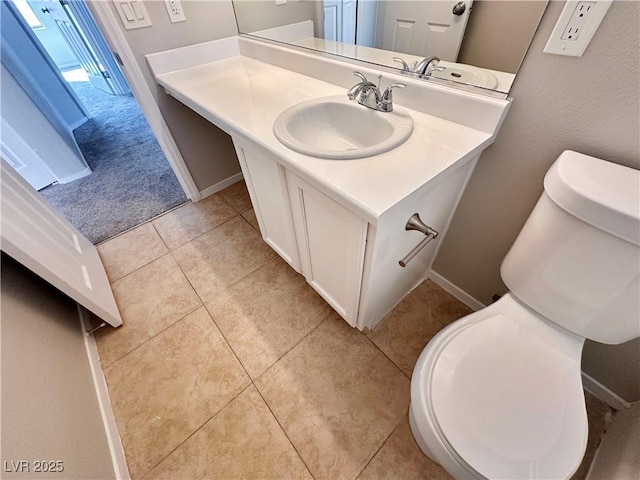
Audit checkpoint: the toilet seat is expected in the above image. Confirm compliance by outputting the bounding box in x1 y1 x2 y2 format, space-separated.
411 294 588 480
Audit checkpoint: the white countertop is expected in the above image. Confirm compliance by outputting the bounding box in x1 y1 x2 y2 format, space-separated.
155 55 493 224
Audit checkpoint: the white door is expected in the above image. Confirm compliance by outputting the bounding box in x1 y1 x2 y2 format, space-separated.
377 0 473 61
0 120 56 190
1 159 123 327
324 0 357 44
43 0 114 94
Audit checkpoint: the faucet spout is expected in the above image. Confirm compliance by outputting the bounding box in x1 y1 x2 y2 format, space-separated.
415 56 441 77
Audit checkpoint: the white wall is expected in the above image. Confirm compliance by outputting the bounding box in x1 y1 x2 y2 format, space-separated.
432 0 640 402
1 65 89 182
233 0 320 35
1 253 115 479
458 0 548 73
107 0 241 193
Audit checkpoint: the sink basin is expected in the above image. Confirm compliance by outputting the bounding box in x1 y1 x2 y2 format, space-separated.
430 65 498 90
273 96 413 159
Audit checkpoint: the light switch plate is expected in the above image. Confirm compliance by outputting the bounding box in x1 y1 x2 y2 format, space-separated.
115 1 152 30
543 0 612 56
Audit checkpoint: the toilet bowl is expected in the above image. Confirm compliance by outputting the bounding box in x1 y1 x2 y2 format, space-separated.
409 151 640 479
410 294 588 479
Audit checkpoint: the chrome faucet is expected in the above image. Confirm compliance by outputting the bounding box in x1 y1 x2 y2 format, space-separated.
347 72 405 112
414 56 445 77
394 56 446 78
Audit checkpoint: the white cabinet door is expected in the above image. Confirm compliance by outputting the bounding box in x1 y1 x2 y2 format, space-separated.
233 138 300 271
0 159 122 327
286 172 367 326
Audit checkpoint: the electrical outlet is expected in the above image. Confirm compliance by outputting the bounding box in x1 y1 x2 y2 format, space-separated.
164 0 186 23
561 2 595 41
544 0 611 57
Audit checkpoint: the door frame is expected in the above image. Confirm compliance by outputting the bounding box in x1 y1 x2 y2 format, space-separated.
84 1 201 201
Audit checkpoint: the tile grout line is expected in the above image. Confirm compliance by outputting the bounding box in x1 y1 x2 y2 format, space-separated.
138 382 255 480
100 186 251 281
201 303 254 382
159 209 241 252
245 316 335 479
363 333 413 381
151 221 172 252
253 382 318 480
99 302 204 371
252 313 331 385
104 245 170 286
168 216 276 290
356 417 404 479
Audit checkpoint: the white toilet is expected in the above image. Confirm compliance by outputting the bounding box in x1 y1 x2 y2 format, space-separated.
409 151 640 479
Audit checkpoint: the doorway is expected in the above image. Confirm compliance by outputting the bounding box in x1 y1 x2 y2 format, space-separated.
3 0 188 244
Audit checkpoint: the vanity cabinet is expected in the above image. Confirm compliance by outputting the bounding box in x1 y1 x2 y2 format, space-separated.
232 136 479 331
232 137 300 271
286 172 368 327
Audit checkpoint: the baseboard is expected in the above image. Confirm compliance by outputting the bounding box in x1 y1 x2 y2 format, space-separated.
78 306 131 479
69 116 89 132
58 166 92 184
427 269 486 311
581 371 631 411
199 172 244 199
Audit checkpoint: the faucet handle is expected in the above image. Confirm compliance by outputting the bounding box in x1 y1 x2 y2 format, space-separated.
380 83 406 111
352 71 368 82
393 57 410 72
383 83 406 98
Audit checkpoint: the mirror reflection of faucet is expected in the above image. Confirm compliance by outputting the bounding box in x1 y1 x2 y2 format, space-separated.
394 56 446 78
347 71 405 112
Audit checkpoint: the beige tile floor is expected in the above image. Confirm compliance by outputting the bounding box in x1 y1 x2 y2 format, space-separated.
96 181 610 480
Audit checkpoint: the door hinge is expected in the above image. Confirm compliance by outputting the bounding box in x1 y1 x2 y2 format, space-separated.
113 51 124 67
101 70 111 79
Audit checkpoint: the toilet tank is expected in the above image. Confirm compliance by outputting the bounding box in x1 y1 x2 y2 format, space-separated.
501 151 640 345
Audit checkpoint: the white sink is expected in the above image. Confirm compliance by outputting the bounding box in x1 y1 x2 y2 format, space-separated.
430 65 498 90
273 96 414 159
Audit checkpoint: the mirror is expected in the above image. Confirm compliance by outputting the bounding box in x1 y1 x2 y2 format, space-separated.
232 0 548 94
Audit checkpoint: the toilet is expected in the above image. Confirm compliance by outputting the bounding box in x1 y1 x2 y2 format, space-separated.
409 151 640 479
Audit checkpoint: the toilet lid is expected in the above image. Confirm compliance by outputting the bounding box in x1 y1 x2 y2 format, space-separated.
429 313 588 480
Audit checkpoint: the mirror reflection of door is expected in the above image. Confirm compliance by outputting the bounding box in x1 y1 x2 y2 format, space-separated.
323 0 356 44
22 0 116 94
377 0 473 61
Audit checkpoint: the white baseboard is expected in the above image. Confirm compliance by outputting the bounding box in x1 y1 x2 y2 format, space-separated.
427 269 486 311
581 371 631 411
78 306 131 480
199 172 244 199
69 116 89 132
58 166 92 184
